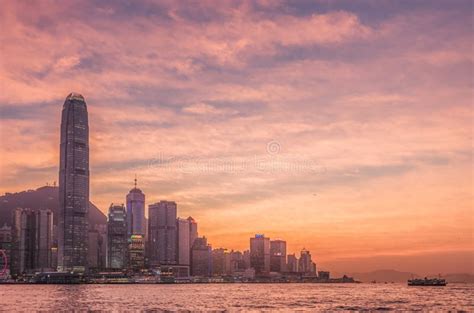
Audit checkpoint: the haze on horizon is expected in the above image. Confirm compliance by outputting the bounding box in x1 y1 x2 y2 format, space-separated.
0 0 472 275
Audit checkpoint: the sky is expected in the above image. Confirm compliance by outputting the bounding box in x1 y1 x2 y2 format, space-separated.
0 0 472 274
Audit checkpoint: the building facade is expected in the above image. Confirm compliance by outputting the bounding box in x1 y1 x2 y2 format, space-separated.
187 216 198 251
298 248 315 274
177 218 190 266
148 201 177 266
88 224 106 271
211 248 226 276
270 239 287 273
129 234 145 271
107 204 128 269
191 237 212 277
0 224 12 277
228 250 247 274
58 92 90 273
250 234 270 276
126 180 145 237
287 253 298 272
11 208 53 274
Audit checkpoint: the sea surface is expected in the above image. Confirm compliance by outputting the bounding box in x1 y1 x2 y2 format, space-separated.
0 283 472 311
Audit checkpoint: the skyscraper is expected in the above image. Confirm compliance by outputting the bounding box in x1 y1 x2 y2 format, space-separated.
0 224 12 277
58 92 89 273
11 208 53 274
107 204 128 269
177 218 190 266
88 225 106 271
148 201 177 267
298 248 315 274
187 216 198 250
191 237 212 277
250 234 270 276
270 239 287 273
126 178 145 237
211 248 226 276
287 253 298 272
129 234 145 271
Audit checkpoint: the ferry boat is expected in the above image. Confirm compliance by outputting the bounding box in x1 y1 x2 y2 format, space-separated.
407 277 447 286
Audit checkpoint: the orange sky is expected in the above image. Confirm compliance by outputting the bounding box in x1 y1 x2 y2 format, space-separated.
0 0 472 274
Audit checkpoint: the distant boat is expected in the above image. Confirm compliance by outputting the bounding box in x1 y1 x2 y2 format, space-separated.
408 277 447 286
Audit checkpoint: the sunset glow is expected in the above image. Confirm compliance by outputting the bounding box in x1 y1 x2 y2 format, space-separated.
0 0 472 275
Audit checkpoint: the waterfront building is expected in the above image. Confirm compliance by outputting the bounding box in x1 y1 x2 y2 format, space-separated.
107 204 128 269
129 234 145 271
318 271 330 280
58 92 90 273
187 216 198 250
148 201 177 267
224 251 232 274
0 224 12 276
212 248 226 276
228 250 246 274
243 250 250 269
177 218 190 266
287 253 298 272
250 234 270 276
126 178 146 237
298 248 316 274
88 224 106 271
11 208 53 274
191 237 212 277
270 239 287 273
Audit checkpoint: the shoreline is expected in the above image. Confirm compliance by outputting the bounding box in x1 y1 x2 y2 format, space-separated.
0 281 361 285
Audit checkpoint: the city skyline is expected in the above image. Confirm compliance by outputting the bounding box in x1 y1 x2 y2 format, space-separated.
0 1 472 275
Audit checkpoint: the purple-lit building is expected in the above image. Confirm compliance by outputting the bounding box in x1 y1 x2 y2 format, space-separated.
126 180 145 237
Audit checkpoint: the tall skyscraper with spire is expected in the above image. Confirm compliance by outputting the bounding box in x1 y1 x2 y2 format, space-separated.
126 176 145 236
58 92 89 273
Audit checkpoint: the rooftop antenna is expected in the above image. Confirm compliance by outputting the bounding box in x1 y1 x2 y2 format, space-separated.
134 174 137 189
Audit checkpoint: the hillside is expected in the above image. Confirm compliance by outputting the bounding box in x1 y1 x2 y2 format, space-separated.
0 186 106 227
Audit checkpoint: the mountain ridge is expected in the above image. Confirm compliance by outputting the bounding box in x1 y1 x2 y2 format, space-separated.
0 185 106 227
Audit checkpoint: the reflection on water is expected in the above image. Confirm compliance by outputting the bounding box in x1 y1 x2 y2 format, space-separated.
0 283 472 311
